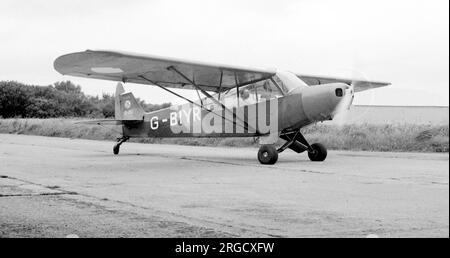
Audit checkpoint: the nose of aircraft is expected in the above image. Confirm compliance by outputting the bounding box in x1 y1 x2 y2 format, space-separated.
300 83 350 122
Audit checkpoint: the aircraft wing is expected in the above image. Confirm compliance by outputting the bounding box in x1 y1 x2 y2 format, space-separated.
296 74 390 92
54 50 275 92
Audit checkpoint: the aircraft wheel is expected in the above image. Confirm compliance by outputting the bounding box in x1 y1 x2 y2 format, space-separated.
113 144 120 155
308 143 327 162
258 145 278 165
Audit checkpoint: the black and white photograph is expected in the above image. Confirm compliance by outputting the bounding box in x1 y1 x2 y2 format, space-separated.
0 0 448 246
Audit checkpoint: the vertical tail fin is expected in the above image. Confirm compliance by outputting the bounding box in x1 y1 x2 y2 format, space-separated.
115 83 125 120
115 83 145 121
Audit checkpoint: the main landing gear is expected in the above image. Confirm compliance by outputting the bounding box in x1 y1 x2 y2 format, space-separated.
113 136 129 155
257 130 327 165
257 145 279 165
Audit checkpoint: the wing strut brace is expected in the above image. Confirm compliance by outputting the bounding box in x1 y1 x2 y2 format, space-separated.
137 74 255 133
167 66 258 134
192 75 203 106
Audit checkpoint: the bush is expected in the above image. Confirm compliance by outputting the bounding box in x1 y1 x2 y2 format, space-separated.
0 81 171 118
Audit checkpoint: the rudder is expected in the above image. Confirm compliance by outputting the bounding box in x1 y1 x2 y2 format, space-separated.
115 83 125 120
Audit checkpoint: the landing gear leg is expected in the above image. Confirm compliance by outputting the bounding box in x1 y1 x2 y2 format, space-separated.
113 136 129 155
278 129 328 162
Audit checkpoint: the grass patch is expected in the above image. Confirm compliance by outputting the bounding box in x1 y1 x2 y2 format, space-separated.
0 118 448 153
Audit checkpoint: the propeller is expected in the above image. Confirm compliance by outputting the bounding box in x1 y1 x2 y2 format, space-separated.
332 55 377 126
333 80 356 126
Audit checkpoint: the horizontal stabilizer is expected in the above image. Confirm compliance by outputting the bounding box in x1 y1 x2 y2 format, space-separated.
75 119 142 126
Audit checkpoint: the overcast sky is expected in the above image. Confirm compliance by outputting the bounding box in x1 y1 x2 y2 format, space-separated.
1 0 448 106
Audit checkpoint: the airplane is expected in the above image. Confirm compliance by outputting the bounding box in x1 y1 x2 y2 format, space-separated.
54 50 390 165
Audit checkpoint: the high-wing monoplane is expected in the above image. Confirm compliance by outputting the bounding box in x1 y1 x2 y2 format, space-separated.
54 50 390 164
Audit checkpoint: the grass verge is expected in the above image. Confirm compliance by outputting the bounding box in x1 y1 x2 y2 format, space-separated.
0 118 448 153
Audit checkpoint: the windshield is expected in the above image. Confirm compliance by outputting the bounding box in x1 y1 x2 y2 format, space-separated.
274 70 309 92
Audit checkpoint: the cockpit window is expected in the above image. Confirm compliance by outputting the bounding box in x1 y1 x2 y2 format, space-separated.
274 71 309 93
253 79 283 100
272 75 289 93
206 71 308 108
212 78 283 109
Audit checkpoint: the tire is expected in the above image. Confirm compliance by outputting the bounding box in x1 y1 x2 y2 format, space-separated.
113 144 120 155
258 145 279 165
308 143 327 162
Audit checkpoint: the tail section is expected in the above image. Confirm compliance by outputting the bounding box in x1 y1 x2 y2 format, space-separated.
75 83 143 126
115 83 145 121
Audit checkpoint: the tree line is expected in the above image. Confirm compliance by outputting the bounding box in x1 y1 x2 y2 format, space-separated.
0 81 171 118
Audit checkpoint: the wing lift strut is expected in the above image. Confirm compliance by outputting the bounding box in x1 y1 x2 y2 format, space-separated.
137 68 259 134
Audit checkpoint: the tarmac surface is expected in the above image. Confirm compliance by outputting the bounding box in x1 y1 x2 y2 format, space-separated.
0 134 448 238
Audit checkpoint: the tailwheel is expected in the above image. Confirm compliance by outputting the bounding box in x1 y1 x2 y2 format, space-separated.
113 143 120 155
113 136 129 155
307 143 327 162
258 145 278 165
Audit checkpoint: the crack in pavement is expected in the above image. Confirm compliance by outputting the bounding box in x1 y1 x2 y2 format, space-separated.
0 192 77 198
0 175 78 196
